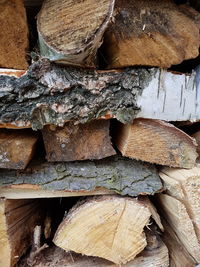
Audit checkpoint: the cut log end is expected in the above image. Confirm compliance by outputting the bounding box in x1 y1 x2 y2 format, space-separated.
53 195 161 265
37 0 115 67
114 119 198 168
42 120 116 162
102 0 200 68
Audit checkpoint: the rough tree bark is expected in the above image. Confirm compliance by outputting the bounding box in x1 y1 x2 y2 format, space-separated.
0 60 199 130
0 156 162 198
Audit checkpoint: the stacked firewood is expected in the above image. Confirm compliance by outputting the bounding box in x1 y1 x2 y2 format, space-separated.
0 0 200 266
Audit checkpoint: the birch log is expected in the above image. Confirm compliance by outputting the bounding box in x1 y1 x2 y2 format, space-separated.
0 60 199 129
37 0 115 67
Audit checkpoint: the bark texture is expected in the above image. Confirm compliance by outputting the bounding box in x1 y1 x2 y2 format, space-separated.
0 59 150 130
0 156 162 196
0 59 198 130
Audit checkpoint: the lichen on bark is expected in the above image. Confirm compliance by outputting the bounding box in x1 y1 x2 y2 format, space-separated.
0 59 156 130
0 156 162 196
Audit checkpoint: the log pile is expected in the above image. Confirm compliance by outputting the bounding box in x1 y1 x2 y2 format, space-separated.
0 0 200 266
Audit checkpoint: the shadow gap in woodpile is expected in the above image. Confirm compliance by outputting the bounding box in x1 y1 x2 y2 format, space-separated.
0 0 200 266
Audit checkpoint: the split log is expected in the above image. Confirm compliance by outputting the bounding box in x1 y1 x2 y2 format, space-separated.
102 0 200 69
162 219 197 267
37 0 115 67
0 0 29 69
157 193 200 263
0 60 199 130
114 119 198 168
0 199 44 267
0 156 162 198
42 120 116 162
53 196 162 265
19 232 169 267
0 129 38 169
160 166 200 242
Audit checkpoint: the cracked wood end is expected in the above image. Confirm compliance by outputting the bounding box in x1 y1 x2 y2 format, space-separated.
53 195 161 265
20 232 169 266
160 166 200 243
37 0 115 67
156 193 200 263
0 199 45 267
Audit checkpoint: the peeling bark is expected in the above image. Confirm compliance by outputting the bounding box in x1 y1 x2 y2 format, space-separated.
0 59 198 130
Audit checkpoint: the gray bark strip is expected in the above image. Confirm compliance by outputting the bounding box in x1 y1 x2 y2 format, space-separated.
0 59 198 130
0 156 162 197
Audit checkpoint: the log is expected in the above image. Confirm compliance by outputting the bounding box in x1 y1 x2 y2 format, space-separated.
42 120 116 162
160 166 200 242
0 199 44 267
102 0 200 68
157 193 200 263
192 130 200 155
37 0 115 67
0 129 38 169
19 232 169 266
0 60 199 130
114 119 198 168
0 0 29 69
0 156 162 198
53 195 162 264
162 219 197 267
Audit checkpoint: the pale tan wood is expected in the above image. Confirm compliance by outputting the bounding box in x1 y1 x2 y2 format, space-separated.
162 219 197 267
114 119 197 168
157 194 200 263
0 129 38 169
37 0 114 67
160 166 200 243
0 0 29 69
102 0 200 68
42 120 116 162
20 235 169 266
0 187 115 199
0 199 44 267
53 196 161 265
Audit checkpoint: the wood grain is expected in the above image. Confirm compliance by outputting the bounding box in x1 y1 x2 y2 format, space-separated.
0 0 29 69
102 0 200 68
114 119 198 168
42 120 116 162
